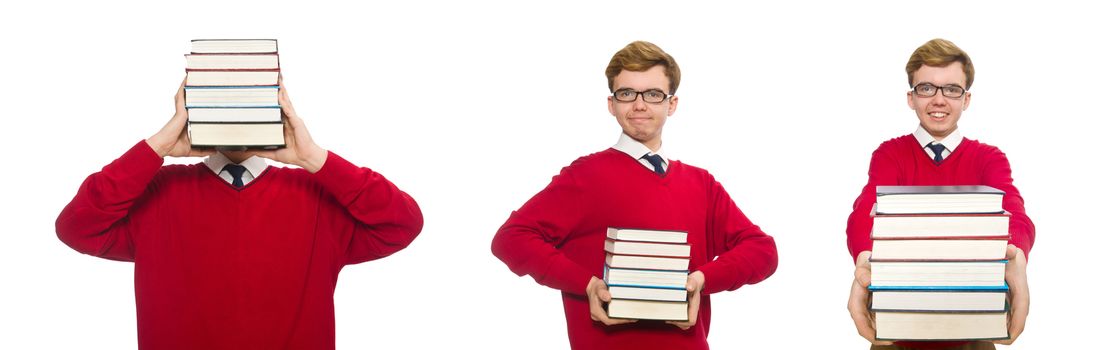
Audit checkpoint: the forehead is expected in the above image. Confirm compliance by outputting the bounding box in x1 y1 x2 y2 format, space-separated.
913 61 967 86
612 65 670 91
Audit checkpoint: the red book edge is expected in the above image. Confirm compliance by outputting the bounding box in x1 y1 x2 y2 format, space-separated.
604 240 691 258
605 252 692 260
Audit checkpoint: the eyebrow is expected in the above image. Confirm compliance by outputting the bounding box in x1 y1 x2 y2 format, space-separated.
615 88 667 93
915 82 965 88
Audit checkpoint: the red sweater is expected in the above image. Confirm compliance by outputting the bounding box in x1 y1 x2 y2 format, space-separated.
56 141 423 350
492 149 778 350
846 135 1035 348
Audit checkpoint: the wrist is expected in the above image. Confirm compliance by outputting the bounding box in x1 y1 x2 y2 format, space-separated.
301 146 328 173
145 137 170 158
585 276 600 294
689 270 706 290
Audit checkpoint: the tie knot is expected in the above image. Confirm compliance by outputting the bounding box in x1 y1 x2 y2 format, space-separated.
927 142 947 163
222 164 248 187
641 154 666 176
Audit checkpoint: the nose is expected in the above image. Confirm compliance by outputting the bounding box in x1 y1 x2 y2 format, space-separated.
930 90 948 106
632 97 648 111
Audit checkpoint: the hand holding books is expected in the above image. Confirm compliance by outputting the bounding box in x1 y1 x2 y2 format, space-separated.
858 185 1018 342
666 270 705 330
992 244 1029 345
587 276 638 326
146 81 216 158
249 82 328 173
848 251 894 346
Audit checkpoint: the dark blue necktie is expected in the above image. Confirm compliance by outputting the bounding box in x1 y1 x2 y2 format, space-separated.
641 154 666 176
223 164 247 188
927 142 947 164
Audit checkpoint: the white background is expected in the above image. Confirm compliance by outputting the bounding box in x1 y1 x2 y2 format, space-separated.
1 1 1096 348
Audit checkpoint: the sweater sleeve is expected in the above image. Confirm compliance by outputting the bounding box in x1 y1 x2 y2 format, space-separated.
696 178 778 295
846 143 901 262
312 151 424 265
55 140 164 261
980 147 1035 257
491 170 594 296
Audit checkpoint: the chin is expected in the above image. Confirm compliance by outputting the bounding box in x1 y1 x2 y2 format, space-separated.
628 132 652 141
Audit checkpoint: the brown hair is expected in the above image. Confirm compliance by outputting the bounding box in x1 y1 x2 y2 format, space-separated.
605 41 681 95
906 38 975 89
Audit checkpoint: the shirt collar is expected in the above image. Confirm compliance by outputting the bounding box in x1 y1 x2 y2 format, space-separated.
913 126 963 152
612 133 670 163
204 152 269 177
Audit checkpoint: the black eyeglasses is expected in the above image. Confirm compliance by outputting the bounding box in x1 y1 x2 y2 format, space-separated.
612 88 672 103
912 83 967 99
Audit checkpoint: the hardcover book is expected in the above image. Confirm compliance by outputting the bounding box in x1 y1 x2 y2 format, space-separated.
192 39 278 54
870 288 1008 312
605 253 690 271
186 70 280 86
604 239 690 258
186 107 282 123
607 299 688 321
188 123 285 149
869 261 1007 288
604 266 689 290
185 53 280 70
875 311 1008 341
606 227 688 244
184 86 280 108
871 209 1010 239
871 239 1008 261
608 286 687 302
875 185 1005 214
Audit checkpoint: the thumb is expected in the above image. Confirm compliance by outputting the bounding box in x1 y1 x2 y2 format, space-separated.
1005 244 1019 260
598 288 612 303
855 267 872 287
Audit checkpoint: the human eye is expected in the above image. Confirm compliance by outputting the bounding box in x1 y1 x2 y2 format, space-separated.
642 90 665 101
943 85 965 97
915 84 937 96
615 89 637 100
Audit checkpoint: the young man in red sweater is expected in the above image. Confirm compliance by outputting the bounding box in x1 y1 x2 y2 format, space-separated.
56 81 424 349
491 41 778 350
845 39 1035 350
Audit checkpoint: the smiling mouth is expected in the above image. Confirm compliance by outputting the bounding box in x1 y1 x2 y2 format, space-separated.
929 112 949 120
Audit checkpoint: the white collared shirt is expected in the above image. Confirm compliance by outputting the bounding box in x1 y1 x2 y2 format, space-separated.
203 152 269 186
913 126 963 161
611 133 670 173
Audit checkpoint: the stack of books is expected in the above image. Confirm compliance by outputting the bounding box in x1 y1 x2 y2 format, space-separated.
184 39 284 149
869 185 1011 341
603 228 691 321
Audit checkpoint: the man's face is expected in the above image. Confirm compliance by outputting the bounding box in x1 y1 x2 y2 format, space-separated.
607 65 678 151
907 61 971 140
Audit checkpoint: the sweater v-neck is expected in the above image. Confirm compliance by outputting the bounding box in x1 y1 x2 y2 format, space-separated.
908 134 971 169
609 148 674 183
201 164 272 193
